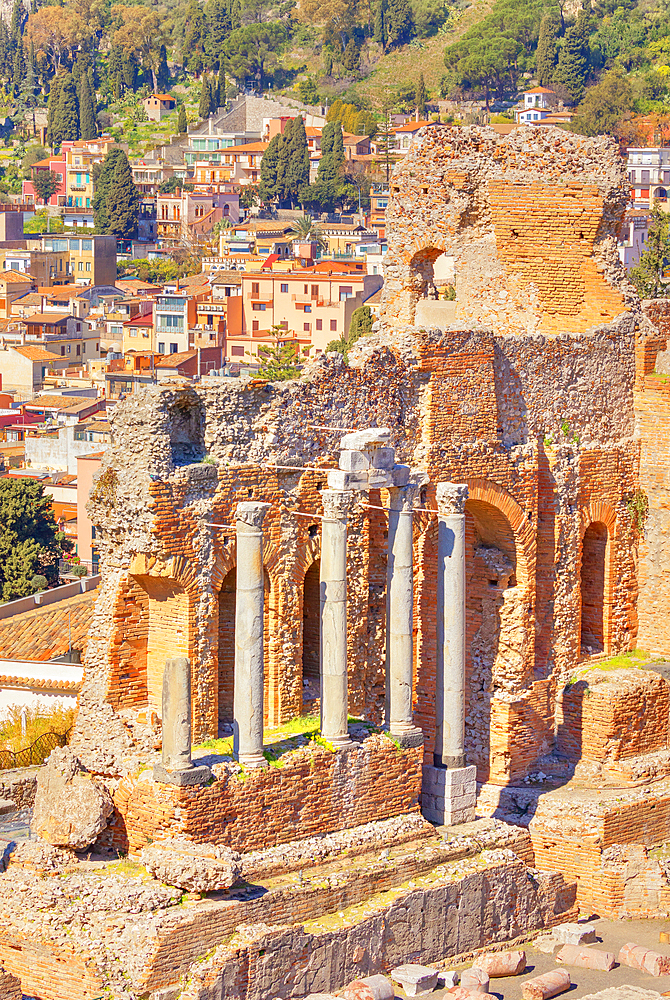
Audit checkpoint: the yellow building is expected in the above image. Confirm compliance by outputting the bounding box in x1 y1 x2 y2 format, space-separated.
64 136 118 210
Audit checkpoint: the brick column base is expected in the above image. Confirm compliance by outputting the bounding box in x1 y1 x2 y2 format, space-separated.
420 764 477 826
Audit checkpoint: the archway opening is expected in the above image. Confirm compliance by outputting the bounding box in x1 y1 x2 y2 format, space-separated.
410 247 456 327
302 559 320 713
218 567 236 729
581 521 607 655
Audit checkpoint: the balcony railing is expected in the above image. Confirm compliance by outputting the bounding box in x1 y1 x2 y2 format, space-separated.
156 323 184 334
70 185 87 192
156 300 185 312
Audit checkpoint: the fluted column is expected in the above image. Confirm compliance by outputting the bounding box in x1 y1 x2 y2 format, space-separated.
234 500 270 767
320 488 356 748
386 483 422 745
435 482 468 768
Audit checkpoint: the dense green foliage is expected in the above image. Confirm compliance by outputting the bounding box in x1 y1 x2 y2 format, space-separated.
31 167 59 203
0 479 71 602
93 148 140 239
630 205 670 298
256 331 301 381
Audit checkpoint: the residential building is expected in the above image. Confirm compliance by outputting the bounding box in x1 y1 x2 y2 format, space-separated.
193 295 242 348
318 223 377 256
0 271 35 317
123 309 154 353
627 147 670 209
28 236 117 287
234 262 382 358
104 364 156 400
25 419 110 474
209 271 243 300
138 198 157 241
22 153 66 206
143 94 177 121
115 279 161 298
222 222 294 258
0 344 70 395
219 143 267 186
24 313 100 364
153 288 201 354
515 87 557 123
370 183 390 238
392 120 435 154
154 347 225 379
131 160 175 195
618 210 650 268
1 248 71 286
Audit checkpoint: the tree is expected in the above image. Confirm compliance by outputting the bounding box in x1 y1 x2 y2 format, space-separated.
290 213 327 249
348 304 373 342
156 44 170 91
0 479 72 601
51 72 80 146
629 205 670 299
112 4 165 90
415 72 427 116
94 148 140 239
79 70 97 140
22 144 47 178
536 13 558 86
385 0 413 46
32 168 60 204
223 23 285 89
24 7 87 76
199 75 213 119
177 103 188 133
259 132 281 203
255 331 301 381
216 61 226 107
284 116 309 204
554 5 591 103
571 68 633 137
46 72 63 147
182 0 206 75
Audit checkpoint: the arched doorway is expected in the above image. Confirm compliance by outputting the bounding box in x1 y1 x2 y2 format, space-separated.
302 559 320 713
218 567 236 729
410 247 457 327
580 521 608 655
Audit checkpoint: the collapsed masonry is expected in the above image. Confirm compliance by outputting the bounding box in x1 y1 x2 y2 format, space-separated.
6 125 670 999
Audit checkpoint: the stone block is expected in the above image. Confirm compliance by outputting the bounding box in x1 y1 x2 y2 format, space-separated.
421 764 477 826
339 450 369 472
474 950 526 977
32 746 114 851
392 464 411 486
438 971 459 988
367 469 394 488
552 922 597 946
371 447 396 470
153 763 211 786
460 968 489 993
448 990 497 1000
618 943 670 976
326 469 366 491
340 428 391 450
390 963 439 995
341 975 394 1000
0 799 14 816
556 945 616 971
141 838 241 892
521 970 571 1000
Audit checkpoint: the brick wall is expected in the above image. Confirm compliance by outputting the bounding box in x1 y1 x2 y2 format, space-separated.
113 736 422 856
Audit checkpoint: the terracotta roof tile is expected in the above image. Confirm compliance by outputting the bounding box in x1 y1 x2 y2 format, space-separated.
0 590 96 661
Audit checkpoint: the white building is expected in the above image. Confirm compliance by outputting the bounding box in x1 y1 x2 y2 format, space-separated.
618 211 650 269
627 147 670 210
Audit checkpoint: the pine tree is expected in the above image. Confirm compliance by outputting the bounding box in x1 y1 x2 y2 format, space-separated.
94 148 139 239
53 73 80 145
177 103 187 133
415 72 427 116
386 0 412 47
285 116 309 204
199 75 212 119
259 132 281 203
79 71 97 140
157 45 170 91
536 14 558 86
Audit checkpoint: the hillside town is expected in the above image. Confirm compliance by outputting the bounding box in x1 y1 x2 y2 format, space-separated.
6 0 670 996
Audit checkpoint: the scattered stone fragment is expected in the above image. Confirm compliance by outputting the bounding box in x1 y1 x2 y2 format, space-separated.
556 945 616 971
618 943 670 977
140 838 242 892
474 951 526 977
447 990 497 1000
660 932 670 945
0 966 21 1000
522 969 571 1000
6 839 76 874
341 975 394 1000
390 963 439 996
460 968 489 994
552 922 597 946
0 799 14 816
31 746 113 851
438 971 459 988
534 935 560 954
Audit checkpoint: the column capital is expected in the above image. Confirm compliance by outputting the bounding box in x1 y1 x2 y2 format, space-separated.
321 488 358 520
388 483 419 513
235 501 271 529
436 482 469 516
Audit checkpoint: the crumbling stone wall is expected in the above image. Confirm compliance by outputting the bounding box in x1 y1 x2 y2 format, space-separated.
75 125 649 789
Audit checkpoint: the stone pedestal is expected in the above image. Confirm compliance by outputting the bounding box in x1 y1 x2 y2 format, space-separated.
154 657 211 786
421 764 477 826
320 488 356 749
234 501 270 768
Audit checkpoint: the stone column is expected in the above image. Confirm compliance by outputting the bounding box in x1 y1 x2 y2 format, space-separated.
234 501 271 768
421 483 477 826
320 488 356 749
386 484 422 747
154 657 211 785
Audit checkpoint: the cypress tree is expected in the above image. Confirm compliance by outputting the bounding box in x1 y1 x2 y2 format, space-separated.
216 62 226 107
374 0 386 48
199 75 212 119
94 148 139 239
9 0 22 44
536 14 558 86
46 72 64 147
53 72 80 145
314 120 344 210
79 71 97 140
157 44 170 91
276 122 291 203
386 0 412 47
415 72 427 116
285 115 309 204
259 132 281 203
11 42 23 97
555 18 589 102
177 103 187 132
342 39 360 72
93 149 118 231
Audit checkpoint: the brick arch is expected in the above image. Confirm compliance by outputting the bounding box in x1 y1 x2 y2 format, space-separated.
404 239 451 265
579 500 617 656
464 479 536 592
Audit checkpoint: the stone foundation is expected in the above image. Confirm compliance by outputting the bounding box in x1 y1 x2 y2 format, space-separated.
421 764 477 825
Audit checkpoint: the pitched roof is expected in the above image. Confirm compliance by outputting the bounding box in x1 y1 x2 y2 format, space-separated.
155 350 197 368
10 345 60 361
25 312 70 324
0 590 96 661
124 315 153 326
24 395 96 411
524 86 556 94
219 142 268 153
394 120 434 132
151 93 175 102
0 271 33 283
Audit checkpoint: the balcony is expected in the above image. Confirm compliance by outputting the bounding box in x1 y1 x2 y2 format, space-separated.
156 300 185 312
70 185 87 192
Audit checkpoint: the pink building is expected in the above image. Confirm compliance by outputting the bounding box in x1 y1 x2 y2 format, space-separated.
76 452 103 572
23 153 66 207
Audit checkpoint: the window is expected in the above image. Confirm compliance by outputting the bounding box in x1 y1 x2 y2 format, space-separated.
76 322 81 332
311 284 319 297
641 170 650 183
281 283 288 293
316 319 322 330
252 320 259 331
76 344 80 355
86 262 91 272
339 286 353 301
129 329 138 337
78 262 83 271
330 320 337 331
61 346 65 355
304 304 311 312
304 322 310 331
232 345 244 356
252 282 259 295
82 343 86 353
304 284 308 294
159 342 165 353
252 303 266 311
170 343 178 353
67 344 71 353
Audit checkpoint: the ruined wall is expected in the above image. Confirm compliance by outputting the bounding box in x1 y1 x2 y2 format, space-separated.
380 125 634 335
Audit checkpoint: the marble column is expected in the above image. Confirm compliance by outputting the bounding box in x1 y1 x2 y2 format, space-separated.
233 500 270 767
320 488 356 748
386 483 423 746
153 657 211 785
421 482 476 826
